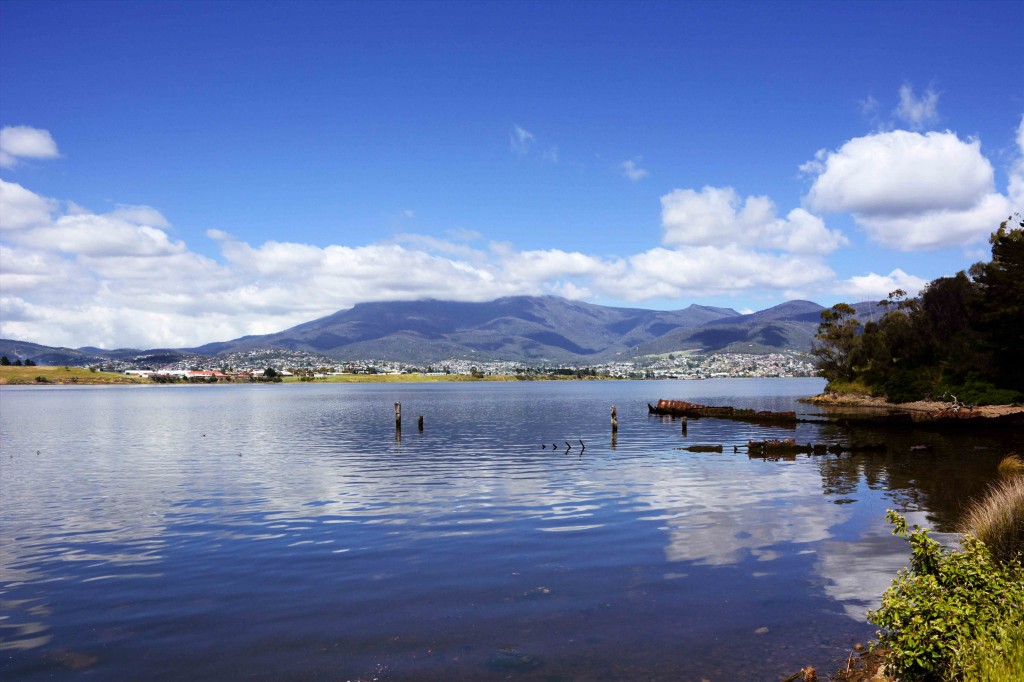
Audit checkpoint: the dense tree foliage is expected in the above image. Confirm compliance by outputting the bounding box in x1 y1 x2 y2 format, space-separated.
811 303 861 383
974 219 1024 390
813 217 1024 404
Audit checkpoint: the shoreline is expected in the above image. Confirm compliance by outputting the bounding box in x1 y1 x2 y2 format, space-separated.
806 391 1024 420
0 366 624 386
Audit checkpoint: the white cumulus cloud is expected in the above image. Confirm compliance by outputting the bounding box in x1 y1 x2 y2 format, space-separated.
661 186 846 254
606 245 835 301
0 179 57 230
835 268 929 301
0 125 60 168
498 248 611 286
805 130 1013 250
29 213 186 258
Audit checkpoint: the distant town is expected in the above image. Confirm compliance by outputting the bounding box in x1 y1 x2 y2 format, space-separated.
88 348 818 381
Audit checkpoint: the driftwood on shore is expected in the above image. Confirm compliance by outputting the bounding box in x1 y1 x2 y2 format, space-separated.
648 399 798 424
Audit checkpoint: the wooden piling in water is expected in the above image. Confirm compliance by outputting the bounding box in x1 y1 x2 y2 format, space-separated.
395 402 401 430
418 415 424 431
610 406 618 434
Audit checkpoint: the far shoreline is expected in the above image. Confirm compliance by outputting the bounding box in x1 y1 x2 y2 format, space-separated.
0 365 627 387
0 365 827 388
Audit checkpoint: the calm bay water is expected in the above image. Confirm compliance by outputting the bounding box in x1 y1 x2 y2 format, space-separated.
1 378 1017 680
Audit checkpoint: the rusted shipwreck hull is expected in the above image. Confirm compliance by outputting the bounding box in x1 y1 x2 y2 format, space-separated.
648 399 798 424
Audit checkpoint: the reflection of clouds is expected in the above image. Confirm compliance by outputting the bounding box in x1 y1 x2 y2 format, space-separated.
815 514 960 622
816 534 909 621
0 600 52 652
638 463 849 565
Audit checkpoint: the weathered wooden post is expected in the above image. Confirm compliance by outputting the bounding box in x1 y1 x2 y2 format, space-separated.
681 416 687 435
394 401 401 430
418 415 424 432
610 405 618 449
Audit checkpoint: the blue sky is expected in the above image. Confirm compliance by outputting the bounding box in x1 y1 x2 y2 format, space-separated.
1 0 1022 349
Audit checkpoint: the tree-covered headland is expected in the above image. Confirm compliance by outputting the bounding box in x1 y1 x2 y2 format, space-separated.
813 216 1024 405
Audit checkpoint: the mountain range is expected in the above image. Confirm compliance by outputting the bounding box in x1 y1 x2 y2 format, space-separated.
0 295 880 366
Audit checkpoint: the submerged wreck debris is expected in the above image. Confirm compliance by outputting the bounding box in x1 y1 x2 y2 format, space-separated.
747 438 805 458
746 439 887 459
648 399 799 424
679 444 724 453
487 647 544 673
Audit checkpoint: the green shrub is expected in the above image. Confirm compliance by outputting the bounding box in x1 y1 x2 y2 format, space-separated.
868 511 1024 681
951 380 1024 406
823 377 874 395
883 370 931 403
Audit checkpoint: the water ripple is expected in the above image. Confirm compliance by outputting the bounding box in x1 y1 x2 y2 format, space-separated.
3 379 1014 681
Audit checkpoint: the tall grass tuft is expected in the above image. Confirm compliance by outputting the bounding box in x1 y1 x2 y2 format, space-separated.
960 475 1024 565
998 453 1024 476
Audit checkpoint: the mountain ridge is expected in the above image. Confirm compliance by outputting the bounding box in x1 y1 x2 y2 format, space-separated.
1 295 860 366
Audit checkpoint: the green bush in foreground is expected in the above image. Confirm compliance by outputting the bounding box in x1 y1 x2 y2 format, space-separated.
869 511 1024 681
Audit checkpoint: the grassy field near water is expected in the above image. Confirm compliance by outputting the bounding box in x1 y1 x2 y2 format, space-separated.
0 365 147 385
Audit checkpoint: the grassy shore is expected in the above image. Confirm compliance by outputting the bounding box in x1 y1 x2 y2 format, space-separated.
0 365 149 385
